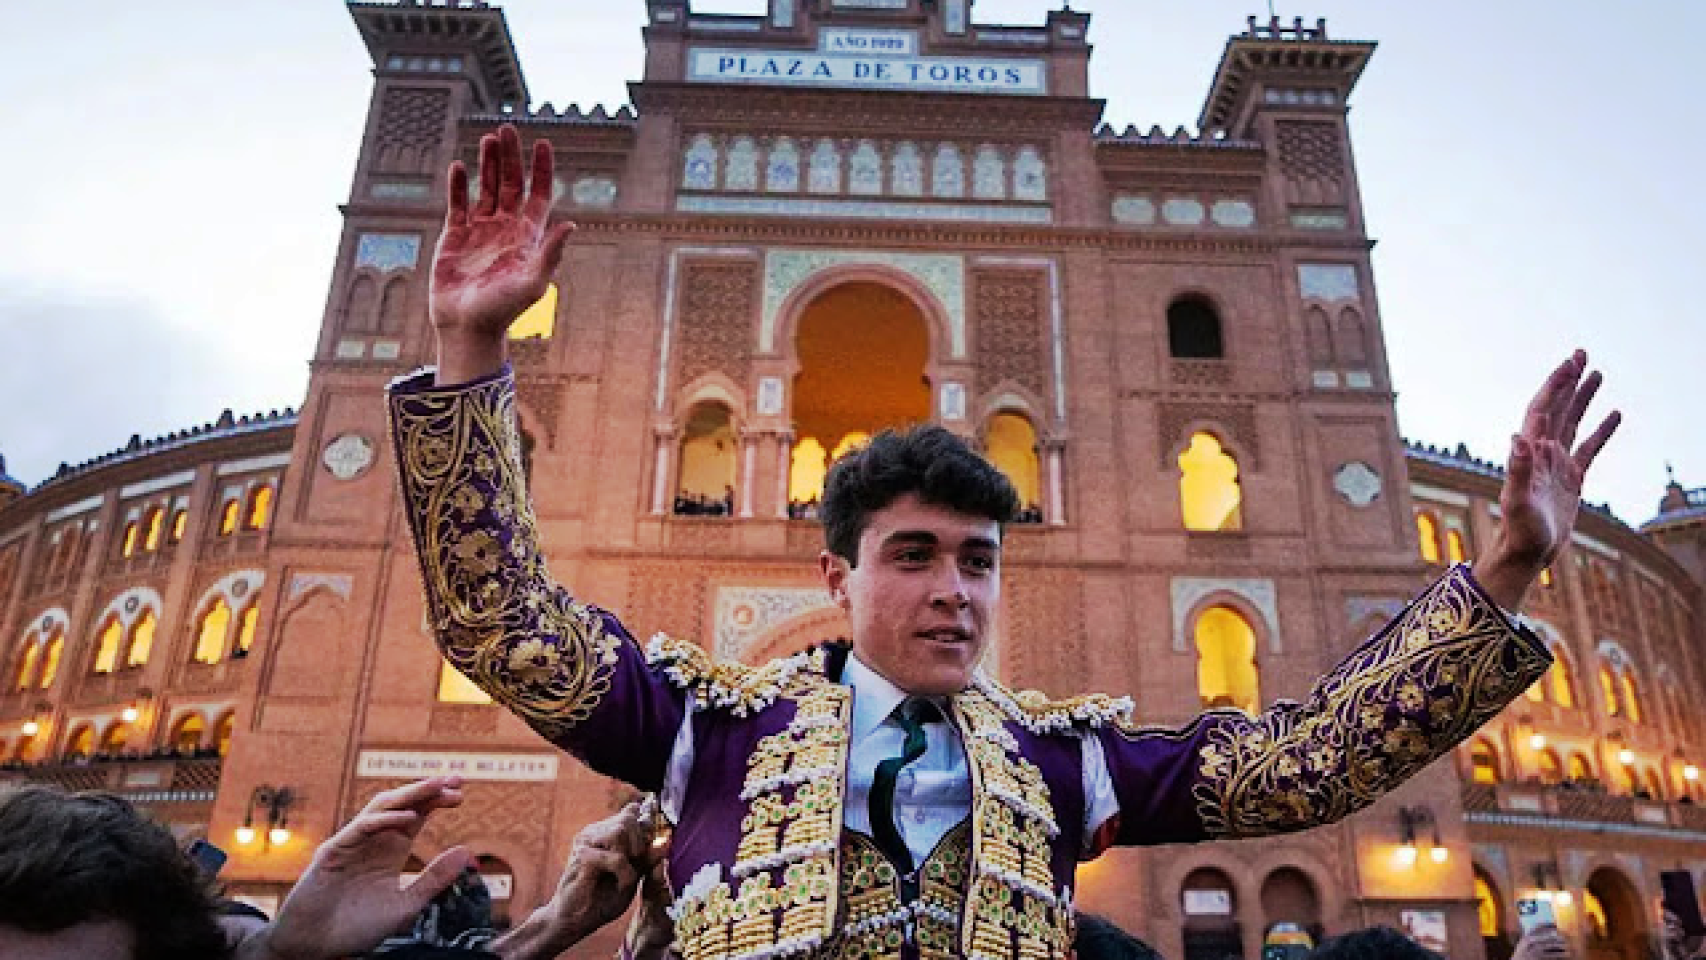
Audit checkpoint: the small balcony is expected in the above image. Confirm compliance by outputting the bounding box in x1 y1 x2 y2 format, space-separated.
1462 780 1706 835
0 752 223 809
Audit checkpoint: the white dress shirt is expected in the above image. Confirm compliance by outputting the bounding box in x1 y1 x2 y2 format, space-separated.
660 652 1121 864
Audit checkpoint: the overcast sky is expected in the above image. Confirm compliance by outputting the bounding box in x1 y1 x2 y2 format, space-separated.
0 1 1698 526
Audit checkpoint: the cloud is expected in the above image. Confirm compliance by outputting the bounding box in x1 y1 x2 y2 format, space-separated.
0 283 296 489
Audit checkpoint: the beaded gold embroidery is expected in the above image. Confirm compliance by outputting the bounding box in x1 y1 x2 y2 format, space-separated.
390 372 622 743
831 824 971 960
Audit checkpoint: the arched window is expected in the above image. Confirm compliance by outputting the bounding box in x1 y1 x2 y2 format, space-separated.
39 631 62 689
1567 752 1594 782
683 133 718 190
765 137 800 192
1305 305 1334 369
1471 739 1502 785
931 143 965 198
214 712 235 757
676 403 737 517
12 733 36 763
808 138 842 194
142 507 164 551
92 617 123 674
219 499 241 536
1179 433 1243 532
1643 768 1665 801
972 144 1005 199
1548 652 1577 709
1537 748 1563 785
64 724 94 759
171 713 205 753
1447 529 1468 565
13 637 41 690
510 282 557 341
169 508 188 543
1611 757 1636 795
1599 664 1621 717
1181 868 1241 960
985 413 1041 520
1524 675 1547 703
1473 869 1503 940
101 722 131 755
438 660 494 704
344 275 379 333
726 136 759 191
194 598 232 664
1195 606 1259 713
1415 512 1442 564
1335 307 1370 369
1619 670 1642 724
378 277 408 333
788 437 828 508
1260 867 1321 946
1167 296 1224 359
121 521 139 558
126 610 156 667
234 605 259 657
245 485 274 531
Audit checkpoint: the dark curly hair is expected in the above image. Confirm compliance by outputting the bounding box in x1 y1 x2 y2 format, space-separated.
0 787 229 960
820 424 1017 565
1309 926 1443 960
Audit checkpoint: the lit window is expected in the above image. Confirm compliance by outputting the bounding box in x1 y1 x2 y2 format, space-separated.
1538 749 1563 785
1524 677 1546 703
1548 655 1576 709
788 437 829 506
1620 671 1642 724
1194 606 1259 713
101 723 131 754
39 632 62 688
1471 740 1501 784
1599 665 1621 717
1568 753 1593 782
1179 433 1243 532
1447 529 1468 565
13 640 41 691
235 605 259 655
1583 891 1608 940
245 485 274 531
219 500 240 536
985 413 1041 517
1474 872 1500 938
194 599 231 664
170 509 188 543
172 713 205 753
510 283 558 340
437 661 494 704
143 508 164 551
121 522 139 557
676 403 737 514
1540 567 1554 588
92 618 122 674
126 610 156 667
214 713 234 757
65 725 94 758
1415 513 1442 564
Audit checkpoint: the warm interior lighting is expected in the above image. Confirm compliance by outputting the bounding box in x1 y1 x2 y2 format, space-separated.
1395 843 1419 867
1618 748 1635 766
20 720 38 736
1555 891 1573 907
120 706 139 724
268 827 291 847
1529 733 1547 750
235 825 257 846
1686 765 1701 782
1429 845 1449 864
1534 890 1554 903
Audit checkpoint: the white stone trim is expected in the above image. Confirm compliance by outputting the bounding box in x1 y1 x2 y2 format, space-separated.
1170 577 1281 654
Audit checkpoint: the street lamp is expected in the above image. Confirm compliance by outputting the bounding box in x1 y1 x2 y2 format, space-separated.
1397 806 1446 867
236 785 296 851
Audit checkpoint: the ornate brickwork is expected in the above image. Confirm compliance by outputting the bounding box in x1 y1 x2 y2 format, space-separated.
352 779 553 855
374 87 450 175
1001 568 1084 686
973 269 1047 401
1276 120 1346 204
1158 401 1260 468
627 561 708 645
677 261 758 392
429 704 501 738
515 378 564 449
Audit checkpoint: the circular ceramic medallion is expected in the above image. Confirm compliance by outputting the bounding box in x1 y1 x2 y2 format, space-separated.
1333 461 1382 507
323 434 376 480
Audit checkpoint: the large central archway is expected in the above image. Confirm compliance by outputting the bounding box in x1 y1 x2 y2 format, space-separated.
789 281 931 505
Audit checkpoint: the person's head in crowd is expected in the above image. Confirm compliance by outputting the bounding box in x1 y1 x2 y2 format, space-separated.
0 786 228 960
1511 923 1573 960
818 424 1018 695
1309 926 1442 960
1073 913 1163 960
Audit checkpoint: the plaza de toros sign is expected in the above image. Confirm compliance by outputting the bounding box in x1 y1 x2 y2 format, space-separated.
688 27 1047 95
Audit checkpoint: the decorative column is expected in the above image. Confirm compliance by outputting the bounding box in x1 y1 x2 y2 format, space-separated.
775 430 796 519
1042 434 1068 526
650 425 677 516
738 428 762 519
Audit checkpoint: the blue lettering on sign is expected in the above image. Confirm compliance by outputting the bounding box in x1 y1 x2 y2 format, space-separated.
692 48 1045 95
814 61 833 77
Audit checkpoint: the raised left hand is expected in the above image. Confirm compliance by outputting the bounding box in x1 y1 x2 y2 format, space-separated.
258 777 470 960
1474 350 1620 611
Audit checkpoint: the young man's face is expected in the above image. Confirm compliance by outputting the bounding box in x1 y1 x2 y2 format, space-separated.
820 492 1000 696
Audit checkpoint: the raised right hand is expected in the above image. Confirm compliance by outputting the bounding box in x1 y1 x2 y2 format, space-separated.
431 124 574 384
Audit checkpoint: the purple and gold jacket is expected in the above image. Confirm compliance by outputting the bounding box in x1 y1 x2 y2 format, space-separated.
388 368 1551 960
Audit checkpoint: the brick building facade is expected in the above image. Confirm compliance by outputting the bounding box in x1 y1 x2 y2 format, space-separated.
1 3 1702 959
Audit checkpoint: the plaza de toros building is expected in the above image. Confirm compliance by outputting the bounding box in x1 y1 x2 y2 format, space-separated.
2 2 1704 958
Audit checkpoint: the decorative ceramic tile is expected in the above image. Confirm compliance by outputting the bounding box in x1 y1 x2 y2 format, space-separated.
1291 208 1348 230
725 136 759 191
1298 263 1360 301
683 134 718 190
807 138 842 194
1210 199 1256 228
355 233 421 272
972 144 1006 199
757 376 784 415
945 0 968 34
760 248 966 356
931 143 965 198
372 340 402 360
370 181 431 200
1013 146 1047 202
678 194 1050 225
1162 196 1205 226
323 434 376 480
1333 461 1381 507
848 140 883 195
1170 577 1281 653
891 141 924 196
765 137 800 192
572 176 618 207
1111 195 1155 224
770 0 794 27
336 339 366 359
714 585 836 660
1312 370 1340 388
1345 370 1373 389
940 382 967 421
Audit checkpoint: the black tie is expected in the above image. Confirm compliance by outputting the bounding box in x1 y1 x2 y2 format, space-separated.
869 698 940 876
